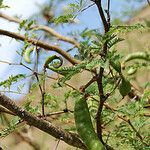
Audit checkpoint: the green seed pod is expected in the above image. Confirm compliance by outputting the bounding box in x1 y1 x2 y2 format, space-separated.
123 52 150 63
24 46 34 63
110 60 121 73
44 55 63 69
127 67 137 75
74 96 105 150
46 66 66 75
119 77 131 97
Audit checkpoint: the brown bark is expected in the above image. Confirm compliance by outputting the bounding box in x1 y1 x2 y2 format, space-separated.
0 93 87 150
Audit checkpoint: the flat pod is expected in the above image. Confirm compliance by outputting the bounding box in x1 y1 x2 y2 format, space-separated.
119 77 131 97
74 96 104 150
110 60 121 73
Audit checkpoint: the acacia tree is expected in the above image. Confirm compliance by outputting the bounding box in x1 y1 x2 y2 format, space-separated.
0 0 150 150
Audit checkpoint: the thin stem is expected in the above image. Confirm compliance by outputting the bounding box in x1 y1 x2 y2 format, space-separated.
81 3 95 12
0 90 27 95
34 72 45 117
38 110 73 118
107 0 111 27
35 45 45 117
94 0 109 32
79 76 97 93
55 139 61 150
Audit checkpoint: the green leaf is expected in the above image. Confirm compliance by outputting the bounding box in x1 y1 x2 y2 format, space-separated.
0 0 9 9
119 77 131 97
111 23 145 34
1 116 20 137
53 14 74 24
86 59 104 70
0 0 3 6
19 20 27 30
26 20 35 30
0 74 26 88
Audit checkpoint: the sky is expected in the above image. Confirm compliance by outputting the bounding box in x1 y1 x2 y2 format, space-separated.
0 0 147 99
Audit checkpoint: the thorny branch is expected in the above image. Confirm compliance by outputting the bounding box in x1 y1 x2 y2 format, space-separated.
0 93 87 150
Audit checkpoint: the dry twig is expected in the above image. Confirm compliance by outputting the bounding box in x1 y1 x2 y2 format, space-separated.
0 12 80 48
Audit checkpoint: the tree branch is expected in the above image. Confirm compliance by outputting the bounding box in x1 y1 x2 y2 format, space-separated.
0 93 87 150
0 29 80 65
0 12 80 48
0 12 21 23
94 0 109 32
33 25 80 48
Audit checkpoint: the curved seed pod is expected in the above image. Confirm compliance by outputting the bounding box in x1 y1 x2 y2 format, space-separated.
74 96 105 150
44 55 63 69
123 52 150 64
24 47 34 63
127 67 137 75
119 77 131 98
